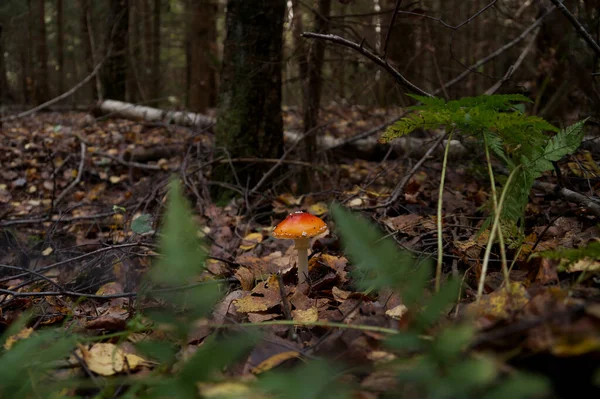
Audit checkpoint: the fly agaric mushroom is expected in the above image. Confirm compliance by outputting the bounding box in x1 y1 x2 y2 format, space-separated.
272 211 327 285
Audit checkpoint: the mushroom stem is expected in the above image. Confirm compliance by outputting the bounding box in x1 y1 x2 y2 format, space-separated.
294 237 310 285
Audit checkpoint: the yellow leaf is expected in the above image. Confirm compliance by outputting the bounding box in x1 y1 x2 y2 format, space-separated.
75 343 146 376
308 202 328 216
239 232 263 251
41 247 53 256
385 304 408 320
552 336 600 356
251 351 300 374
198 381 252 398
3 327 34 350
565 258 600 273
470 282 529 319
292 307 318 323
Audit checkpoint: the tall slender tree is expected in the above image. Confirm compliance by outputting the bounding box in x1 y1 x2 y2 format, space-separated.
103 0 129 101
303 0 331 163
213 0 286 199
36 0 50 104
151 0 161 100
56 0 64 94
187 0 217 112
79 0 97 100
0 24 8 105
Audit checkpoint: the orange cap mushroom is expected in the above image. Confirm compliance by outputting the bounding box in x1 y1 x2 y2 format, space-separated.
272 211 327 240
272 211 327 285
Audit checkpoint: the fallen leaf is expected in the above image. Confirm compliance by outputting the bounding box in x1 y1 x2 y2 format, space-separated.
385 304 408 320
75 343 146 376
292 307 318 323
3 327 34 350
239 232 263 251
251 351 300 374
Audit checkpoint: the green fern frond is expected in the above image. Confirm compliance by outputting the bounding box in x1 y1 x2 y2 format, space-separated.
542 118 588 162
381 94 538 142
539 241 600 272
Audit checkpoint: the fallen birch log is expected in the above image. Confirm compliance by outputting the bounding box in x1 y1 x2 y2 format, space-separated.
93 99 468 159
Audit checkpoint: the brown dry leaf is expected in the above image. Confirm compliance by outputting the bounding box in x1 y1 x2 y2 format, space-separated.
247 312 279 323
535 258 559 284
86 307 129 331
292 307 318 323
75 343 146 376
234 267 255 291
234 277 282 313
332 286 352 302
383 214 422 235
251 351 300 375
237 255 277 279
212 290 245 324
3 327 34 350
320 254 348 281
239 232 263 251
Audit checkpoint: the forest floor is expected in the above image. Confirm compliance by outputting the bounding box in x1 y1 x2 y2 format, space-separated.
0 109 599 398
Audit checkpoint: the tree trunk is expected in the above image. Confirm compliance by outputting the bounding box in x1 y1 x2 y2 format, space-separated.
187 0 217 112
79 0 97 100
213 0 286 200
0 24 9 105
56 0 65 94
151 0 161 100
291 0 307 103
303 0 331 162
103 0 129 101
36 0 50 104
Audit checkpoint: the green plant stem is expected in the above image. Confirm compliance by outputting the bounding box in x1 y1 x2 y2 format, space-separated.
435 130 453 292
213 320 406 335
477 165 522 303
483 134 510 284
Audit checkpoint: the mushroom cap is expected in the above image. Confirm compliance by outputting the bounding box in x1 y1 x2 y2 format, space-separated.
272 211 327 239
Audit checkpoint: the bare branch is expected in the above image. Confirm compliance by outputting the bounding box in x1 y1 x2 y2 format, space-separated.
302 32 432 97
382 0 403 57
548 0 600 57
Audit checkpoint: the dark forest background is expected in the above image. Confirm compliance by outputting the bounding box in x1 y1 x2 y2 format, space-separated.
1 0 599 126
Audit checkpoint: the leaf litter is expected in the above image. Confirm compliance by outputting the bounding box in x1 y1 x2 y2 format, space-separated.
0 110 599 397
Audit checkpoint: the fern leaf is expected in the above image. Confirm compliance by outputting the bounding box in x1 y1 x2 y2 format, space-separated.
543 118 587 162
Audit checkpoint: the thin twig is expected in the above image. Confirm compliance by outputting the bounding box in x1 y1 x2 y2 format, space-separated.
302 32 432 97
548 0 600 57
434 6 555 95
382 0 403 57
361 132 447 211
484 26 540 95
54 142 86 206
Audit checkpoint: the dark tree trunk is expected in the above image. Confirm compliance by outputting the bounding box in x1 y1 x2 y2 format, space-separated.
0 24 9 104
56 0 65 94
151 0 161 100
303 0 331 162
79 0 97 100
36 0 50 104
213 0 286 199
291 0 307 100
187 0 217 112
103 0 129 101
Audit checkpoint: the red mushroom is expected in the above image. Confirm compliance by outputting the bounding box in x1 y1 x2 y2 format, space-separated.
272 211 327 285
